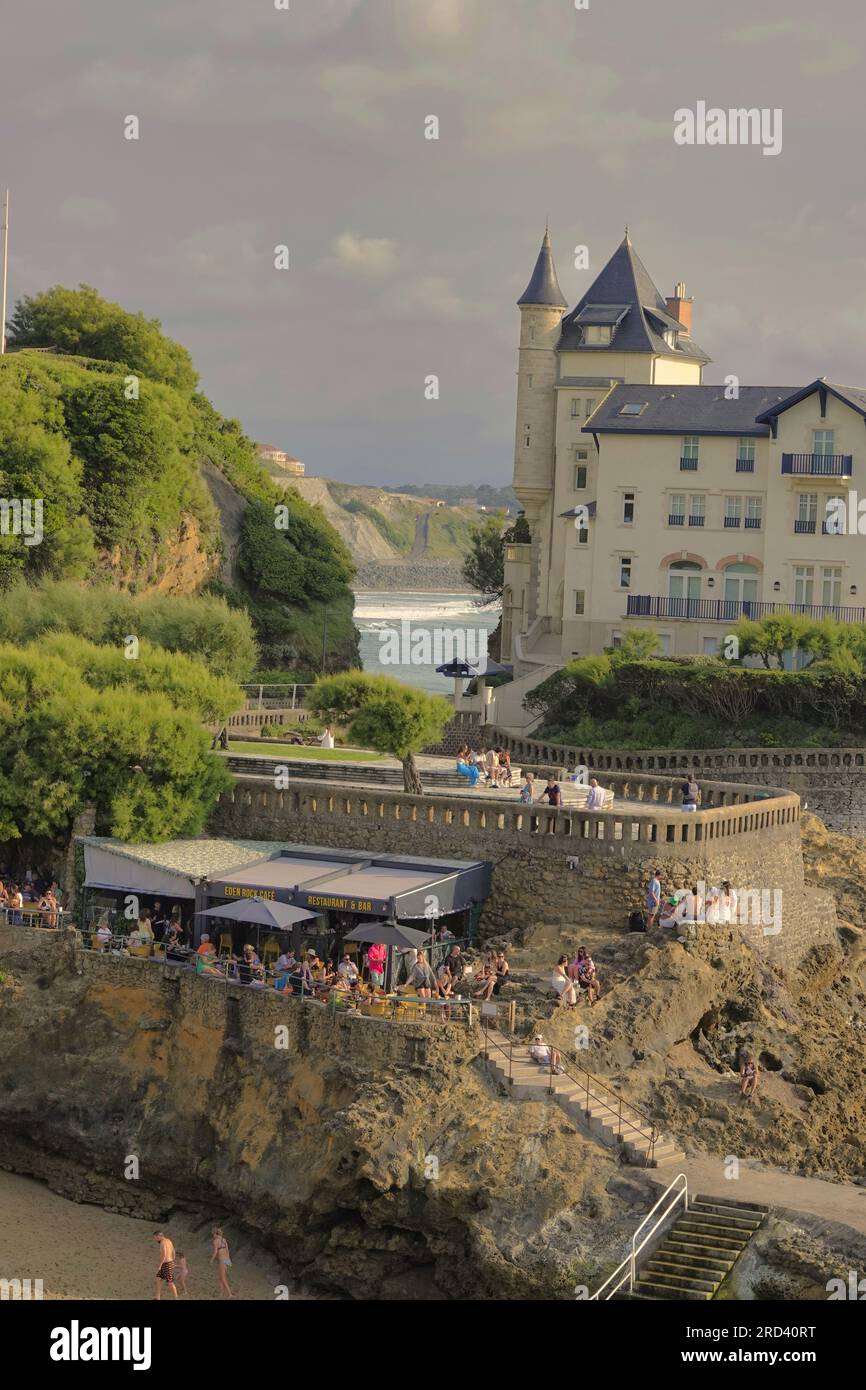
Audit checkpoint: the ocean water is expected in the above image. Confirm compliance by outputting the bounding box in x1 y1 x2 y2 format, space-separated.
354 591 500 694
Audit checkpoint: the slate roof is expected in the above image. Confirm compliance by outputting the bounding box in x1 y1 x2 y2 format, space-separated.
583 384 798 436
518 227 567 307
558 235 710 362
755 379 866 423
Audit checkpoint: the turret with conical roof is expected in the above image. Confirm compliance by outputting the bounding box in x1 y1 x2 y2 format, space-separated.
512 227 567 626
518 225 568 308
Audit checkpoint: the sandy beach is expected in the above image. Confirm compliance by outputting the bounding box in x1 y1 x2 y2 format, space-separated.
0 1169 290 1301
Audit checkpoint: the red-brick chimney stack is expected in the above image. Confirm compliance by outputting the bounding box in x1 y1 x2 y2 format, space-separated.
665 281 693 336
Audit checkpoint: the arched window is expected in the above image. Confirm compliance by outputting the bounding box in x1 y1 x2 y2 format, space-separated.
723 562 759 607
668 560 701 602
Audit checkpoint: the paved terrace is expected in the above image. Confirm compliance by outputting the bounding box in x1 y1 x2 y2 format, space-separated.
221 751 800 852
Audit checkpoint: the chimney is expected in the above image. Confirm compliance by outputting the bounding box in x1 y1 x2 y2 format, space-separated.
665 280 693 336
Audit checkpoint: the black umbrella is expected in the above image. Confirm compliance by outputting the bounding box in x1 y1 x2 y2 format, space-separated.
343 922 430 948
200 898 317 930
435 657 513 679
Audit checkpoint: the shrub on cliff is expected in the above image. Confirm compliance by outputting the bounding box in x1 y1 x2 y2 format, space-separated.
0 640 232 845
0 581 257 682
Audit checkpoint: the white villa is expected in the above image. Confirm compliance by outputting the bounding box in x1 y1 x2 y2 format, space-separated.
497 227 866 726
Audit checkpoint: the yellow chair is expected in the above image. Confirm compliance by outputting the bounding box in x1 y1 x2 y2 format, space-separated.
128 943 151 959
261 938 279 972
217 933 233 959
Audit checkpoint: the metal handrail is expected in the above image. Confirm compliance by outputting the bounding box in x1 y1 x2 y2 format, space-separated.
549 1054 659 1159
481 1018 514 1083
591 1172 688 1300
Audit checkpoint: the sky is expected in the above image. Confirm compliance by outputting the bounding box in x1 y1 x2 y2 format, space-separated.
3 0 866 487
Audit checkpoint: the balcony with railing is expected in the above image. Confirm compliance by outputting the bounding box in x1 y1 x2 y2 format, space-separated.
781 452 853 477
688 514 704 526
794 518 816 533
735 457 755 472
723 516 741 528
668 513 684 526
679 457 698 471
627 595 866 623
744 516 762 529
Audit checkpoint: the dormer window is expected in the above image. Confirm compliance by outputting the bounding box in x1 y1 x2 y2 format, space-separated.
584 325 613 345
663 329 679 349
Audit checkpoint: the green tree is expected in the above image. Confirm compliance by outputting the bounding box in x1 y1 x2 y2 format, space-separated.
7 284 198 391
461 513 529 602
308 672 452 792
731 613 814 668
0 640 231 845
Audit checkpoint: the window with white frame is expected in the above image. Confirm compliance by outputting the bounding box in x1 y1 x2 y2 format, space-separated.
585 398 597 418
813 429 834 457
584 326 612 345
682 436 699 461
622 491 635 524
746 496 762 528
619 556 632 588
689 493 705 524
724 496 742 526
574 463 588 490
822 566 842 607
571 398 580 417
669 493 685 524
576 523 589 546
794 565 814 606
574 590 585 616
737 438 755 465
797 493 818 524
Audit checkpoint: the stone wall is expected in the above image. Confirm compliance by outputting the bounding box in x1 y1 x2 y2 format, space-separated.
209 776 836 966
488 732 866 837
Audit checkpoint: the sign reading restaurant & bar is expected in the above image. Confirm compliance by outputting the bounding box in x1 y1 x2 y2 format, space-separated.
221 883 375 913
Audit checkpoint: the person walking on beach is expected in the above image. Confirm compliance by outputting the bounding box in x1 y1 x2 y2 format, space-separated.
153 1232 178 1300
173 1249 190 1295
211 1227 234 1299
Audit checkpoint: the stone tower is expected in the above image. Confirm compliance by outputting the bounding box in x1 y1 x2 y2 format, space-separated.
512 227 566 625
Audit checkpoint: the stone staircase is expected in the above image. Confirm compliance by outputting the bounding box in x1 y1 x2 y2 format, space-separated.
483 1029 685 1168
633 1195 769 1300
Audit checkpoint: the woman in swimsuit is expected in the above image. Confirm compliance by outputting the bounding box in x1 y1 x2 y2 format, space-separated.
210 1227 234 1298
740 1055 759 1101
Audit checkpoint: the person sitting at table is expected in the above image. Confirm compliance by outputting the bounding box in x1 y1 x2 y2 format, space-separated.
337 953 359 983
237 943 260 984
37 889 59 928
275 947 297 976
436 963 454 999
194 940 221 976
95 919 113 950
288 957 314 995
138 913 154 943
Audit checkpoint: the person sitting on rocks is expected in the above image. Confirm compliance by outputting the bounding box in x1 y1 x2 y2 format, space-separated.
471 958 497 1001
574 947 601 1005
492 952 510 996
552 955 577 1009
530 1033 564 1075
740 1054 760 1101
436 962 454 999
445 945 465 987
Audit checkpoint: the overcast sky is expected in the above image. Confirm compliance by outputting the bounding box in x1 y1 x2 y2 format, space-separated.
4 0 866 486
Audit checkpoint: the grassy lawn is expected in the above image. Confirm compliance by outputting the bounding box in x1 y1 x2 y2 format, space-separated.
228 741 385 762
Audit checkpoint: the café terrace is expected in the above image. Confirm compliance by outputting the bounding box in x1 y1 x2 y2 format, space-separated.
76 835 491 958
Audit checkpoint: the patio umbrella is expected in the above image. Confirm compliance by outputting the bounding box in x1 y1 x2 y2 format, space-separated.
343 922 430 948
434 657 512 679
199 898 318 930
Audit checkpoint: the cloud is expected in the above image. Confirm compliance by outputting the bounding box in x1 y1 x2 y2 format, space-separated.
59 196 116 230
328 232 399 277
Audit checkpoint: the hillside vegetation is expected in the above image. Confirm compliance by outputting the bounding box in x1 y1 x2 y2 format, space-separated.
1 285 359 674
527 624 866 748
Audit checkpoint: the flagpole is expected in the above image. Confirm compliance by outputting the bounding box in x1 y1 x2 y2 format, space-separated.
1 189 8 354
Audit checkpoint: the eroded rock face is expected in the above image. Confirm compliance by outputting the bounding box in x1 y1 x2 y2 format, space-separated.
0 928 640 1300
